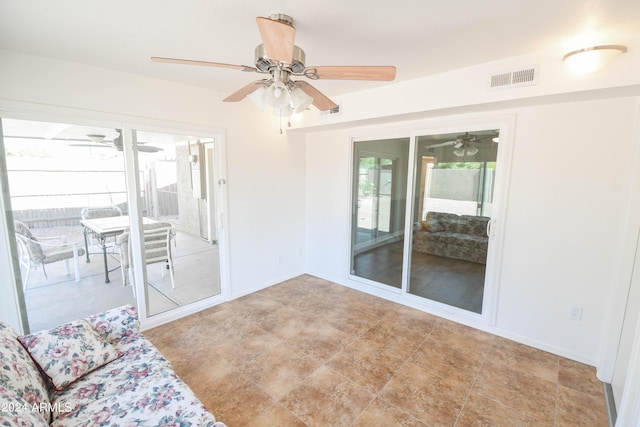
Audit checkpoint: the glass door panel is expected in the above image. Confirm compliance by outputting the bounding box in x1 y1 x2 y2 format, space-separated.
409 130 499 313
350 138 410 288
129 130 222 316
1 117 134 332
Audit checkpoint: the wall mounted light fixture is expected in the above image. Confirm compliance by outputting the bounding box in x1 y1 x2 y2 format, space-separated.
563 44 627 74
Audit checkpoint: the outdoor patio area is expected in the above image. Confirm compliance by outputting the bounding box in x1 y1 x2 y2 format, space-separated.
20 224 221 332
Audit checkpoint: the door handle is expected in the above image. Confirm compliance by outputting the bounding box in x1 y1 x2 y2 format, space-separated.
487 218 496 237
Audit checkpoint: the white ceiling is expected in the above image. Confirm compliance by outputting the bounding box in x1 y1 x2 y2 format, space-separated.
0 0 639 101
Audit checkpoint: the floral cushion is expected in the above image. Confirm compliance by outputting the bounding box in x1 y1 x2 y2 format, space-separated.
3 305 225 427
0 390 49 426
50 368 219 427
49 333 174 418
85 305 139 345
0 321 51 422
18 319 122 391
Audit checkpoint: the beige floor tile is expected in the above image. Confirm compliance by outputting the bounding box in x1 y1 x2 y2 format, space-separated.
488 336 559 383
456 392 544 426
240 342 322 400
353 398 428 426
379 362 468 427
212 323 282 366
169 351 236 395
558 357 604 397
410 320 494 388
275 319 354 363
281 365 374 426
327 337 406 393
245 403 307 427
201 371 276 427
474 359 557 422
297 300 383 336
360 309 435 359
556 385 609 426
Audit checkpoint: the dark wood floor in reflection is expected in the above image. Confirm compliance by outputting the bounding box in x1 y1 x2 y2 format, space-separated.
353 241 485 313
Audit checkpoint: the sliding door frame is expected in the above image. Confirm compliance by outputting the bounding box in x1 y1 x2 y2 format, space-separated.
0 101 230 332
347 113 515 326
120 122 229 330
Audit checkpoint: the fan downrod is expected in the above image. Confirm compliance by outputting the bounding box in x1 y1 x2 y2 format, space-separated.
268 13 293 26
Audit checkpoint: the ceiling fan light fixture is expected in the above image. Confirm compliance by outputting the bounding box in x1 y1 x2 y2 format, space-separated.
266 81 291 109
453 147 466 157
247 86 268 111
290 87 313 113
465 145 479 156
86 134 106 143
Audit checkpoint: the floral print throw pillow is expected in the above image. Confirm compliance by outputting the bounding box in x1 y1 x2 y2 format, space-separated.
17 319 122 391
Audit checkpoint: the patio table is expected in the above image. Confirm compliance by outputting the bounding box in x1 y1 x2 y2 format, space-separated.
81 216 157 283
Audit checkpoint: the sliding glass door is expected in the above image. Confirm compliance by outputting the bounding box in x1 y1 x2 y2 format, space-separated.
1 117 134 331
409 131 499 313
350 138 410 288
126 129 223 317
0 116 227 332
349 128 503 316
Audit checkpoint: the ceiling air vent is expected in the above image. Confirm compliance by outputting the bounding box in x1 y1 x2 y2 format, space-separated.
488 66 538 90
320 103 341 116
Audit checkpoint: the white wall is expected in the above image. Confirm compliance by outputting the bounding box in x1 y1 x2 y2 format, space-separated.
304 97 640 366
295 32 640 129
0 49 306 323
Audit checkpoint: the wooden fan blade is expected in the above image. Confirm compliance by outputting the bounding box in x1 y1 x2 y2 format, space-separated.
151 56 256 72
304 65 396 81
297 82 338 111
223 80 267 102
256 17 295 63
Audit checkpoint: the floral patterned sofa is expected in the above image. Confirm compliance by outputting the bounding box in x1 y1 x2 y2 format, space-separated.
413 211 490 264
0 305 226 427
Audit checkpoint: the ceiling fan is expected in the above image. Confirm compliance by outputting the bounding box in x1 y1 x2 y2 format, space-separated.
427 132 498 157
151 13 396 114
72 133 164 153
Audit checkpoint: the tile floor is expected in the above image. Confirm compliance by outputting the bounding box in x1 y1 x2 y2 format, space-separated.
145 275 609 427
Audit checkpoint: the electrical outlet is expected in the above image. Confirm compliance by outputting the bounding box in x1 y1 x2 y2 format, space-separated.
569 305 583 321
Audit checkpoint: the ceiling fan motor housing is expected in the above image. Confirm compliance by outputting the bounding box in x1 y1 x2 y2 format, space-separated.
255 44 306 73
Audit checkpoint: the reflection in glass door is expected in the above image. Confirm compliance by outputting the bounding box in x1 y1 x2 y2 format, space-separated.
350 138 410 289
356 156 394 245
348 129 503 315
128 130 222 316
409 130 499 313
